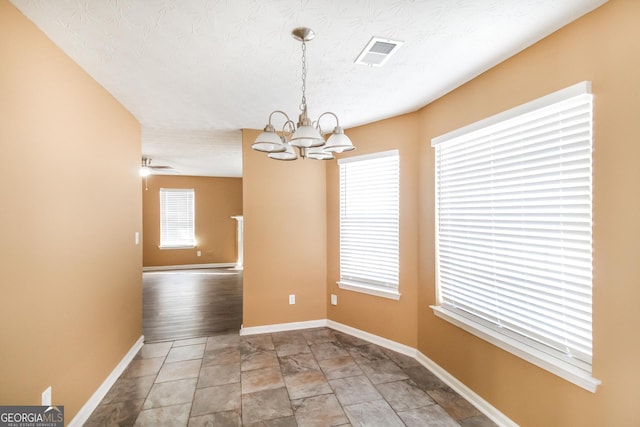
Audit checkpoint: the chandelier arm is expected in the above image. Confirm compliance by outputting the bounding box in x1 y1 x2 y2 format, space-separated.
268 110 292 125
310 120 322 135
317 111 341 133
282 120 296 137
317 111 340 125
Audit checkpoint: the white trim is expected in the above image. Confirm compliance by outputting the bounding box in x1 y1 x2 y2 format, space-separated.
337 281 401 300
337 149 399 164
432 306 601 393
414 351 519 427
158 245 196 250
69 335 144 427
432 81 591 146
326 320 415 358
143 263 235 272
239 319 328 336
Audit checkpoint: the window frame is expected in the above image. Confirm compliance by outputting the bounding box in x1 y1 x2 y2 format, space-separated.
159 188 196 249
337 150 400 300
431 82 600 392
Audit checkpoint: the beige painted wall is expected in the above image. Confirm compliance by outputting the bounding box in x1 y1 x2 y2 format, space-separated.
326 113 420 348
415 1 640 425
241 129 327 327
2 0 632 424
0 0 142 422
142 175 243 266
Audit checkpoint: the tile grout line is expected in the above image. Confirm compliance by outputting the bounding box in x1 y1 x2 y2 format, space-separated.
186 338 204 423
144 341 170 422
271 332 298 426
90 329 495 426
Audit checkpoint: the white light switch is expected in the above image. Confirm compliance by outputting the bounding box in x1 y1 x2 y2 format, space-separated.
42 386 51 406
289 294 295 305
331 294 337 305
135 232 140 245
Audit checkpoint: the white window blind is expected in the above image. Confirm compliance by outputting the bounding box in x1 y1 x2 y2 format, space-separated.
159 188 195 248
431 82 598 390
338 150 399 299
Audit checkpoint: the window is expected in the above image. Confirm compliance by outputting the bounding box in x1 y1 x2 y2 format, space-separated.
159 188 195 248
338 150 400 299
431 82 599 391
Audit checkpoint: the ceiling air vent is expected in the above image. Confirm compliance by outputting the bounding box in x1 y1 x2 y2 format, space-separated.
355 37 404 67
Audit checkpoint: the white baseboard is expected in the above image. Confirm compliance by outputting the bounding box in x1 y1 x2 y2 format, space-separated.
73 321 516 426
326 320 417 359
329 320 516 426
414 352 518 427
242 318 517 427
240 319 328 336
69 335 144 427
143 263 235 271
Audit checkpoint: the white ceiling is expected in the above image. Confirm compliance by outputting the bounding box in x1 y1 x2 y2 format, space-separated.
11 0 606 177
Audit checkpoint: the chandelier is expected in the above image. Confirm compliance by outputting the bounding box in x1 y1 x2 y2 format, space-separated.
251 27 355 161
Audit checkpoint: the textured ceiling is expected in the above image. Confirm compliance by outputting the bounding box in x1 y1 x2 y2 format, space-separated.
11 0 607 177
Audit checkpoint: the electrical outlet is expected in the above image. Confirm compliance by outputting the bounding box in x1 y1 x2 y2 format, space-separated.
42 386 51 406
331 294 337 305
289 294 295 305
197 250 202 256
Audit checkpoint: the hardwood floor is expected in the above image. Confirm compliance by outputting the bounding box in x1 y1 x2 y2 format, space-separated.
143 268 242 342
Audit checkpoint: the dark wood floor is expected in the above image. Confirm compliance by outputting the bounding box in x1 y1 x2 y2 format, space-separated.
142 268 243 343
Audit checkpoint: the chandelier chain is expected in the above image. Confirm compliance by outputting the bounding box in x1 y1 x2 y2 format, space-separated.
301 40 307 110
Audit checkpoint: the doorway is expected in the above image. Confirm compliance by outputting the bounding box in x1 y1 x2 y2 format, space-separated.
142 268 243 342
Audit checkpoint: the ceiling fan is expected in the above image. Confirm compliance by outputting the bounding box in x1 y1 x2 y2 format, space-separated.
140 157 174 190
140 157 173 177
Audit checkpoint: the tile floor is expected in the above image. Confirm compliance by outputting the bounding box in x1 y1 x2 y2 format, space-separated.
85 328 498 426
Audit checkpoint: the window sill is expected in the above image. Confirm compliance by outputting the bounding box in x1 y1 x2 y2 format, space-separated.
158 245 196 250
431 305 600 393
337 280 400 300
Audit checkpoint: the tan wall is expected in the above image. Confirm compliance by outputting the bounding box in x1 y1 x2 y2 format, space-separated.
0 0 142 422
241 129 327 327
326 113 420 347
415 1 640 426
142 175 242 266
